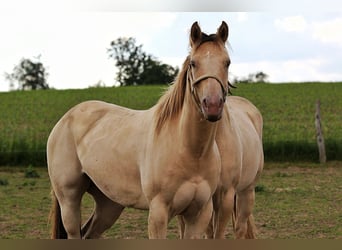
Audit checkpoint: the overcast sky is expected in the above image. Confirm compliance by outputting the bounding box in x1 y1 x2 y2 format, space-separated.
0 2 342 91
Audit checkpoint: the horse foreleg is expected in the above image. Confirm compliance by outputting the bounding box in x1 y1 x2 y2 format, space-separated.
214 189 235 238
148 196 168 239
234 187 256 239
183 200 213 239
205 214 214 238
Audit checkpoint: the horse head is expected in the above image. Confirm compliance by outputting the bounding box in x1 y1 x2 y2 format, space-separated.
188 21 230 122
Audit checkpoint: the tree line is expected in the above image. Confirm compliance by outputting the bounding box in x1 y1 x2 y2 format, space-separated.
4 38 179 91
4 37 268 90
107 37 179 86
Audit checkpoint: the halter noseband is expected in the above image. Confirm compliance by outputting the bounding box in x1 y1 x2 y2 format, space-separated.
187 64 228 114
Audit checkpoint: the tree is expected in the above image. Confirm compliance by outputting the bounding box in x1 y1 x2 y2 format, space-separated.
233 71 269 84
255 71 268 83
108 37 178 86
140 55 179 85
5 56 49 90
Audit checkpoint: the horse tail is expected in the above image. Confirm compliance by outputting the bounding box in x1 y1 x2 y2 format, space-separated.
232 194 257 239
49 190 67 239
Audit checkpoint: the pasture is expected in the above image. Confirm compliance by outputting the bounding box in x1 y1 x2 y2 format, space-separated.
0 162 341 239
0 82 341 166
0 82 341 239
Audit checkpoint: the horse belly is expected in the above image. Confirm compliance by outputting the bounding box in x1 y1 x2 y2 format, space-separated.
237 146 263 191
81 154 149 209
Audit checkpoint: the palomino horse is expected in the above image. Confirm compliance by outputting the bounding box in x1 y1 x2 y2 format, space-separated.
176 30 264 239
179 94 264 239
48 21 230 239
204 96 264 239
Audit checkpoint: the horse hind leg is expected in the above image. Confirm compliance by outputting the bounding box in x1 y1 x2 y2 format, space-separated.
53 181 88 239
234 187 257 239
49 159 90 238
81 182 124 239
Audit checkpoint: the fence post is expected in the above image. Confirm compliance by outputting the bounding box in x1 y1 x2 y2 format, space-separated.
315 100 326 163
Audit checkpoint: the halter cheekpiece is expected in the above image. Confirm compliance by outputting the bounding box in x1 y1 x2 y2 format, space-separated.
187 64 228 115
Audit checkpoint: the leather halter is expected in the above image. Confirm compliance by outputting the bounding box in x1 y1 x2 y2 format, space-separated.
187 64 228 114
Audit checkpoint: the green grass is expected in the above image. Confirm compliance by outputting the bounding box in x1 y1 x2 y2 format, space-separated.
1 162 341 239
0 86 164 165
233 82 342 161
0 82 341 165
254 161 342 239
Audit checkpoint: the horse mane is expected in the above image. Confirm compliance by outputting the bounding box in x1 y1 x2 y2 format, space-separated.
155 56 190 133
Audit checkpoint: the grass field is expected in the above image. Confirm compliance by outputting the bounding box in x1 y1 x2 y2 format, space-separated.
0 82 341 165
1 162 341 239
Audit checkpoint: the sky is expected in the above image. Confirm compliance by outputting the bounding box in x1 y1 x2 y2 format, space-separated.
0 1 342 91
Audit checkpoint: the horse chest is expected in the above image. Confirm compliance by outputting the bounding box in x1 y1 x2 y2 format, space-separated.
171 179 212 216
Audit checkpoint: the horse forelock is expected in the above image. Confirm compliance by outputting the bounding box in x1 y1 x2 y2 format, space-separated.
193 32 227 50
199 33 217 45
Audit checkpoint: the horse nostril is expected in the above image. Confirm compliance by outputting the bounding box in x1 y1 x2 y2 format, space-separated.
202 97 223 109
219 97 224 107
203 98 208 108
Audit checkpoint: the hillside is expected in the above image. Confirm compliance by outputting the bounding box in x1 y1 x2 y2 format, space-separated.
0 82 341 165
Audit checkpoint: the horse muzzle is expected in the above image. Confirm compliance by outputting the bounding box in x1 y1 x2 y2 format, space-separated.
201 95 224 122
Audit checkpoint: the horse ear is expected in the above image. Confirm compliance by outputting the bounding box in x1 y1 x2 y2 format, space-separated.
190 21 202 47
217 21 229 43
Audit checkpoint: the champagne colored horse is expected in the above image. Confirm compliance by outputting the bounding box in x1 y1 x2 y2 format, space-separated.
48 21 230 239
201 95 264 239
179 94 264 239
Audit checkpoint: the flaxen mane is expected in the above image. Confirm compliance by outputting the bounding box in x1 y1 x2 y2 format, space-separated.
154 56 190 132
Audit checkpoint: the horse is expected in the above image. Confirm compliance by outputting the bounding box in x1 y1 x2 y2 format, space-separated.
176 96 264 240
207 95 264 239
47 21 230 239
175 29 264 240
178 93 264 239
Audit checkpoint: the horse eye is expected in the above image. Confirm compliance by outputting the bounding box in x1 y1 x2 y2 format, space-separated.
190 60 196 68
225 60 231 68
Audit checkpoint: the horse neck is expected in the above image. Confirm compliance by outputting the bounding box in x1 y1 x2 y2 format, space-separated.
178 91 218 157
